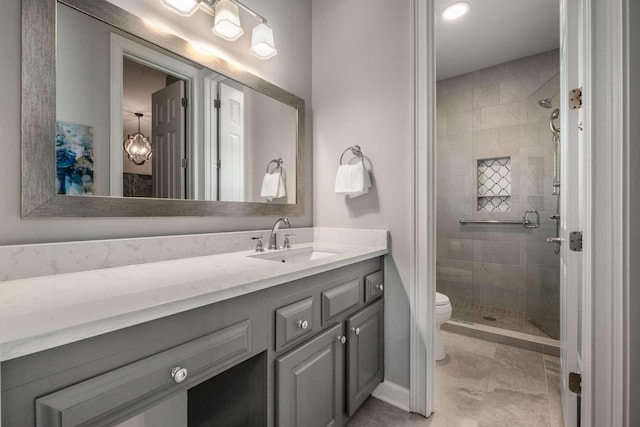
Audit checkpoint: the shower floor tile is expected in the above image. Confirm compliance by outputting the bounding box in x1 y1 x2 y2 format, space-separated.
347 331 564 427
451 300 559 338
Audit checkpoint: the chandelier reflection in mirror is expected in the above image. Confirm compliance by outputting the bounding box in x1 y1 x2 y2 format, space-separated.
123 113 152 165
162 0 277 59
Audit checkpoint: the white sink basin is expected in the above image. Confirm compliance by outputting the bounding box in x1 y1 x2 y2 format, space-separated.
249 247 339 264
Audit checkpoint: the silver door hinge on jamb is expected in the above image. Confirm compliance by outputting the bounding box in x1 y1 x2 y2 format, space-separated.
569 372 582 395
570 231 583 252
182 97 188 108
181 158 188 168
569 88 582 109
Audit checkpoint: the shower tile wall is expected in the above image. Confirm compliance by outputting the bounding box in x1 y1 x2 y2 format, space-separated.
436 49 560 334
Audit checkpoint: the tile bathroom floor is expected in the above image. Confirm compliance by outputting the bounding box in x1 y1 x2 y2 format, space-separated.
347 330 564 427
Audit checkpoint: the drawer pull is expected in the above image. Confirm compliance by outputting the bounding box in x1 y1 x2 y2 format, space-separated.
352 327 360 335
376 284 384 292
297 320 309 330
337 335 347 344
171 367 188 384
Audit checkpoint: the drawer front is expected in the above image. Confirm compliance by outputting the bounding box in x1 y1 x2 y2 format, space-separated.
322 279 360 325
36 320 252 427
364 270 384 303
275 297 314 351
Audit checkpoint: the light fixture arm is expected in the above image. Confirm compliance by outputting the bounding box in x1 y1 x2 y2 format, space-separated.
197 0 267 23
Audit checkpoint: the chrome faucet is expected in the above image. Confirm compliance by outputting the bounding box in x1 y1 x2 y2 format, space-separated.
268 218 291 250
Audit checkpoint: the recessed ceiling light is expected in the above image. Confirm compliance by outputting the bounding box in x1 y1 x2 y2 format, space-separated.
442 2 470 21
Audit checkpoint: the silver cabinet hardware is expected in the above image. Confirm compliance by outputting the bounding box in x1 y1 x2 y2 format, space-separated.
171 367 188 383
337 335 347 344
352 327 360 336
375 284 384 292
297 320 309 330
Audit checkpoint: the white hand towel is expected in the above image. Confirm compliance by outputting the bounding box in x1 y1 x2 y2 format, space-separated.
261 171 287 201
334 160 371 198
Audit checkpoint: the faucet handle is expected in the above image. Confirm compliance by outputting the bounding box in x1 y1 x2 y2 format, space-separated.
283 234 296 249
251 236 264 252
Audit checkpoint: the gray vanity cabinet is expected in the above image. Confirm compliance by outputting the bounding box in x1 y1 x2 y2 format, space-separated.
275 323 346 427
346 299 384 416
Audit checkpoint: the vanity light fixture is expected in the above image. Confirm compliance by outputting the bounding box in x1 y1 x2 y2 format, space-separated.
442 1 470 20
123 113 152 166
162 0 199 16
162 0 277 60
212 0 244 41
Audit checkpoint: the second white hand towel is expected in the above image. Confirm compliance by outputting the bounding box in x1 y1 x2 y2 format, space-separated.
261 171 287 201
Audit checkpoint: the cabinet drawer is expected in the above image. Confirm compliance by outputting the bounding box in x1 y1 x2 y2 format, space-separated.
35 320 252 427
275 297 314 351
322 279 360 325
365 270 384 302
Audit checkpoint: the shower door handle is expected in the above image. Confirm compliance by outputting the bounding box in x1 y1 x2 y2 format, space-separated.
546 237 563 243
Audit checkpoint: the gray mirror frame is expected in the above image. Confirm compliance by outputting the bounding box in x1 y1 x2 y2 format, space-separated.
21 0 304 218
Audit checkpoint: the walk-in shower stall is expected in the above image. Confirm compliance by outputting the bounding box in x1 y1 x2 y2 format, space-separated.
436 50 561 339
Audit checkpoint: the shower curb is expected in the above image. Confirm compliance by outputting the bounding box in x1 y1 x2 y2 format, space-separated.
442 320 561 357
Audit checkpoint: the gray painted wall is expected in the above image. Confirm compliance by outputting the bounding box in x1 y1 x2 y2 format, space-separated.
0 0 312 245
436 50 561 335
312 0 412 388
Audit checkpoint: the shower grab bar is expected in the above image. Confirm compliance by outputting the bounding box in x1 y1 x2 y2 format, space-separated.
459 210 540 229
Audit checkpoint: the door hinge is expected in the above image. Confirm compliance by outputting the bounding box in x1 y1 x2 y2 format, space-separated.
570 231 583 252
569 87 582 109
181 97 188 108
214 99 221 109
569 372 582 395
181 158 188 168
215 160 221 169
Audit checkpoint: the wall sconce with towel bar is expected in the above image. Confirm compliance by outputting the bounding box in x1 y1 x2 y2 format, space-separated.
162 0 277 59
335 145 372 198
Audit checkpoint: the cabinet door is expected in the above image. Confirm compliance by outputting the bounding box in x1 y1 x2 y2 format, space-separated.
276 323 345 427
346 299 384 416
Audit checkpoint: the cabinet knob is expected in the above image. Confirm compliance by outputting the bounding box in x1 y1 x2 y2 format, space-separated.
171 367 188 384
297 320 309 330
337 335 347 344
352 327 360 336
376 284 384 292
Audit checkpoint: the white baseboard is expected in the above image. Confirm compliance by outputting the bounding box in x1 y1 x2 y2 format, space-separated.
371 380 411 413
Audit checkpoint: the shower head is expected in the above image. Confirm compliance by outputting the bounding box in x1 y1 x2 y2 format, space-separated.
538 98 553 108
538 93 559 109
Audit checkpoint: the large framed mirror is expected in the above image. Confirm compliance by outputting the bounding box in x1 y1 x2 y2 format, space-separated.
22 0 304 217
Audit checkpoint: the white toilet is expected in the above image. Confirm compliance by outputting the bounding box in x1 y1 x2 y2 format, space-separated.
435 292 452 361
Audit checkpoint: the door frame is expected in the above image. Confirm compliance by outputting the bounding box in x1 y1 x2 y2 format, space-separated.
109 33 201 198
411 0 632 424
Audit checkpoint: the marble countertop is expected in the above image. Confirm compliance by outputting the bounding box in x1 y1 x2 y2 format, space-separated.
0 237 388 361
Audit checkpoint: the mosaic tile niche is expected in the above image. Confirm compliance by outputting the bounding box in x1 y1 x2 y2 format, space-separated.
477 157 511 212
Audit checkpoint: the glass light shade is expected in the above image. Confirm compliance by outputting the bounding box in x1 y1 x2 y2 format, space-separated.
162 0 199 16
212 0 244 41
250 23 277 59
123 132 152 166
442 2 470 20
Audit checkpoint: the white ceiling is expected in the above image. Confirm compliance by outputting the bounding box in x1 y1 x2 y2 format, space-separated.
436 0 559 80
